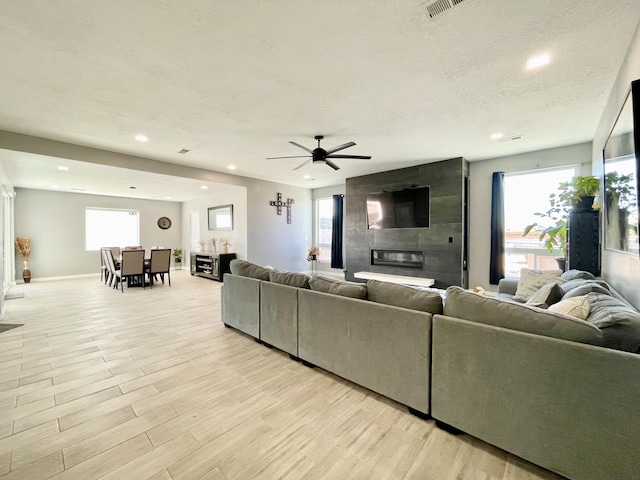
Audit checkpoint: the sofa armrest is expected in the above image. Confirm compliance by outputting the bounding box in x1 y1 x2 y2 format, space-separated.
431 314 640 480
497 277 519 295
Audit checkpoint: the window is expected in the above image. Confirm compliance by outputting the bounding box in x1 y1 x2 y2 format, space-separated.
503 166 579 276
316 198 333 262
85 208 139 251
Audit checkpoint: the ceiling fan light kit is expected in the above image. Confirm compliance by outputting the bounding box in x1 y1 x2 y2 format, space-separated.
267 135 372 171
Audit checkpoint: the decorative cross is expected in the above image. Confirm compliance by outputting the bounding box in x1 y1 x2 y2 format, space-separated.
270 192 295 224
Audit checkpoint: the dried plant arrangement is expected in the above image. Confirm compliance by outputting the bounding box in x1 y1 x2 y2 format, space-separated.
15 237 31 259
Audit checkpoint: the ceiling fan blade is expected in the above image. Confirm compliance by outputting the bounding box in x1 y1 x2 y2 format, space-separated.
325 142 356 154
266 155 311 160
293 159 312 170
289 141 313 153
325 160 340 170
327 154 372 160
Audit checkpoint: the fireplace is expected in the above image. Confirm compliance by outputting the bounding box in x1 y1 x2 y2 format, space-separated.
371 249 424 268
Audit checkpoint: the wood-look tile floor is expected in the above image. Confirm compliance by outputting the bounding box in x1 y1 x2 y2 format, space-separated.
0 272 565 480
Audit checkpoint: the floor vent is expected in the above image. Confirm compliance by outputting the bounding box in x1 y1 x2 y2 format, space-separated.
425 0 466 18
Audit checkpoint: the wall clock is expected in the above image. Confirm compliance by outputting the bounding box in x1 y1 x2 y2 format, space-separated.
157 216 172 230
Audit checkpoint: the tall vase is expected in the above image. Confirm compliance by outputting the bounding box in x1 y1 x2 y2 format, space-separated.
23 259 31 284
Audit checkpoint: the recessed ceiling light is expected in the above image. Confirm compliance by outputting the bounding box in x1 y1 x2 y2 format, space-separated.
303 174 311 179
527 54 550 70
165 196 171 200
227 165 237 170
491 133 503 140
52 185 60 189
57 166 69 171
200 185 208 190
135 134 148 142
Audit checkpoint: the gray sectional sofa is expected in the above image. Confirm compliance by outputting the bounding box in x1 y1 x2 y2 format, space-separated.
221 262 640 480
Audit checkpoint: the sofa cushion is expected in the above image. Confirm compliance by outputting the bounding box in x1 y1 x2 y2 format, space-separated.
547 295 590 320
268 270 310 289
526 282 564 308
444 286 602 345
514 268 565 302
587 292 640 353
309 276 367 299
229 259 271 281
562 280 611 298
366 279 443 314
561 269 596 281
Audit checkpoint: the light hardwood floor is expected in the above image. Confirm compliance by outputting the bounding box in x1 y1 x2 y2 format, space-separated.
0 272 565 480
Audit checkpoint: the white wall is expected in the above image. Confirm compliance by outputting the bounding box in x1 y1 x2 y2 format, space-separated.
14 188 182 280
468 142 592 291
592 19 640 310
181 185 248 264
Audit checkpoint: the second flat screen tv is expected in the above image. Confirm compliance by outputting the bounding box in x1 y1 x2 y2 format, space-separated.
366 186 430 229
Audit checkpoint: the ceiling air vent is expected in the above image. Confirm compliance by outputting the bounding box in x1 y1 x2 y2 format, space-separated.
178 148 190 154
425 0 466 18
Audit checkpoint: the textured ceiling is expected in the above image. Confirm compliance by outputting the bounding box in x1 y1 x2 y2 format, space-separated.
1 0 640 197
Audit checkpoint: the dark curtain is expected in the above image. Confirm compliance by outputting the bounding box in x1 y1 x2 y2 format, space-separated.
331 194 344 269
490 172 505 284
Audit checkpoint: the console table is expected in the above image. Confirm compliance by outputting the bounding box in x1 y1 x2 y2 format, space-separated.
354 271 434 287
190 252 236 281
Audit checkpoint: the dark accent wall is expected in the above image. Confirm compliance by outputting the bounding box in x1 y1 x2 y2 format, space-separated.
345 157 469 288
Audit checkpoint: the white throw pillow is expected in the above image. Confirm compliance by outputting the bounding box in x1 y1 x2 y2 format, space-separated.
514 268 565 302
548 295 591 320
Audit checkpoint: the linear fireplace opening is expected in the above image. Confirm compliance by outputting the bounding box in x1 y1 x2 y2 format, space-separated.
371 249 424 268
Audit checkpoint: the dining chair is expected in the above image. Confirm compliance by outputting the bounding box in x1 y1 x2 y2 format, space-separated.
103 248 118 287
100 248 107 282
146 248 171 287
114 249 146 292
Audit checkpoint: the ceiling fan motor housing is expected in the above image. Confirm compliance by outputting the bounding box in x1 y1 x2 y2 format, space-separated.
312 148 327 162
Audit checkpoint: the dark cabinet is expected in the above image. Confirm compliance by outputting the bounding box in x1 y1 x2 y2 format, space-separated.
190 252 236 281
568 209 600 276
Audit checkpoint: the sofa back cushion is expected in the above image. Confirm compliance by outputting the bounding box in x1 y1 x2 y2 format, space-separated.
587 292 640 353
309 276 367 299
269 270 310 289
444 286 603 346
229 259 271 281
367 279 442 314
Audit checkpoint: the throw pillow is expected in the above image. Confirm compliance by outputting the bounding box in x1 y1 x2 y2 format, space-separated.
309 276 368 299
561 269 596 281
548 295 590 320
562 280 611 299
513 268 565 302
269 270 310 289
366 279 443 314
526 282 564 308
229 259 271 281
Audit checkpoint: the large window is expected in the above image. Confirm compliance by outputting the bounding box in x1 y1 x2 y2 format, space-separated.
316 198 333 262
504 166 579 276
85 208 139 251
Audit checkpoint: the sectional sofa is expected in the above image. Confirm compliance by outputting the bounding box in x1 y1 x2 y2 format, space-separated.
221 261 640 480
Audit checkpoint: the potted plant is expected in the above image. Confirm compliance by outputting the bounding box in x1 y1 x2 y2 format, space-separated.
557 175 600 210
172 248 183 270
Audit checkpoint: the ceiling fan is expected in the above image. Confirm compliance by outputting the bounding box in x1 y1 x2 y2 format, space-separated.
267 135 372 170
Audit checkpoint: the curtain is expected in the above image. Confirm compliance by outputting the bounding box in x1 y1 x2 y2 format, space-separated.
331 194 344 269
490 172 505 284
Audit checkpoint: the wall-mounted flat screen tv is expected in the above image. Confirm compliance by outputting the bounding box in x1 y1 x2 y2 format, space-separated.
366 186 430 229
